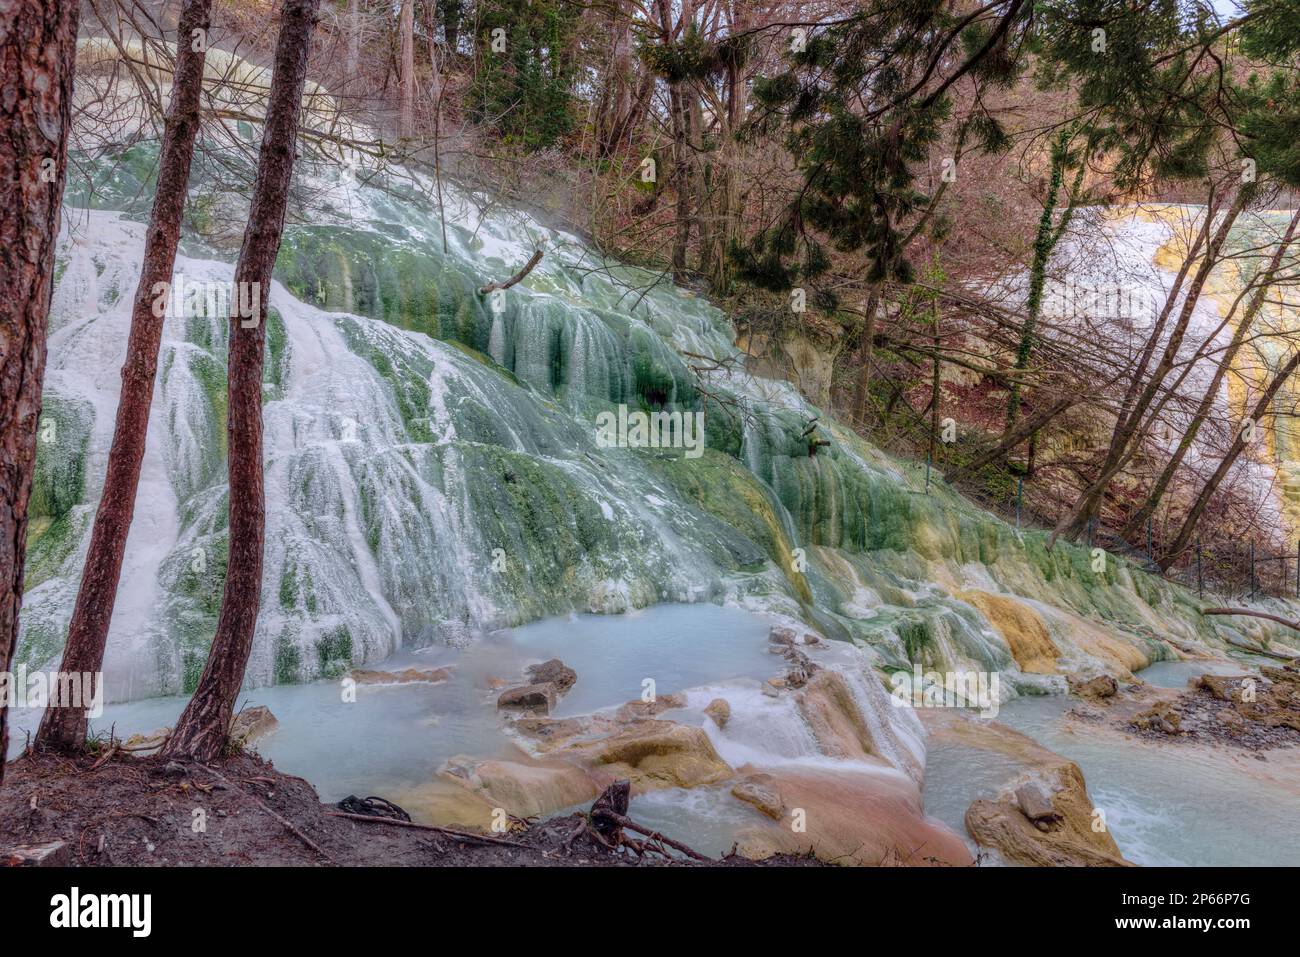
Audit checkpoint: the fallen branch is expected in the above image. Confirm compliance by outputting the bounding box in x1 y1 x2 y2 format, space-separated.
199 764 338 865
327 811 526 847
1201 608 1300 659
479 248 543 294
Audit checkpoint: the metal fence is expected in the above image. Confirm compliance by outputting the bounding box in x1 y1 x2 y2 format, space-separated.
921 459 1298 602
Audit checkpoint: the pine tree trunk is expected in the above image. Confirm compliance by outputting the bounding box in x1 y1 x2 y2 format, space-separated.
161 0 320 763
36 0 213 753
0 0 81 786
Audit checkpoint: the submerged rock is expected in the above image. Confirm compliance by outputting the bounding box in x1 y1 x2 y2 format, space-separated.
350 666 451 685
439 752 598 820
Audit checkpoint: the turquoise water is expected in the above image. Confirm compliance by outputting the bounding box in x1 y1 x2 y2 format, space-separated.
7 603 776 800
922 684 1300 867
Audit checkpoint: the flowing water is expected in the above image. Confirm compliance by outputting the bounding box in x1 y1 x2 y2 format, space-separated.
12 56 1300 865
922 658 1300 867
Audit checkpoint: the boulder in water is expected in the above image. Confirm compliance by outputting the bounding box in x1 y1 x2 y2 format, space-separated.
439 753 598 820
965 763 1130 867
558 719 732 790
497 683 557 713
229 705 279 747
704 698 730 728
732 764 972 866
1068 674 1118 700
616 693 686 721
1014 781 1061 822
731 773 784 819
526 658 577 694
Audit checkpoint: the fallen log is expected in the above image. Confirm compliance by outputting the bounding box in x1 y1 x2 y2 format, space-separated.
479 248 543 295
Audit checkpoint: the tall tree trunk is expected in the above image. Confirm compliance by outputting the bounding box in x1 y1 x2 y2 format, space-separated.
36 0 213 753
850 288 880 426
0 0 81 786
928 299 941 467
424 0 441 105
656 0 692 282
596 0 633 156
347 0 360 77
442 0 460 50
398 0 415 137
1049 188 1248 546
161 0 320 762
1121 206 1300 541
1006 139 1084 454
1160 347 1300 570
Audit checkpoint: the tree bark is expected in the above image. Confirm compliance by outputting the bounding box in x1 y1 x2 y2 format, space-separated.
162 0 320 762
0 0 81 786
36 0 213 753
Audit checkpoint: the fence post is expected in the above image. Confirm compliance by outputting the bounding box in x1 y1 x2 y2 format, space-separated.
1250 541 1256 599
1196 539 1203 599
1016 477 1023 528
1087 517 1095 549
925 453 931 494
1146 516 1153 563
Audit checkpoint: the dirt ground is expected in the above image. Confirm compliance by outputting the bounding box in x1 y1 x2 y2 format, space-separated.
0 749 819 867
